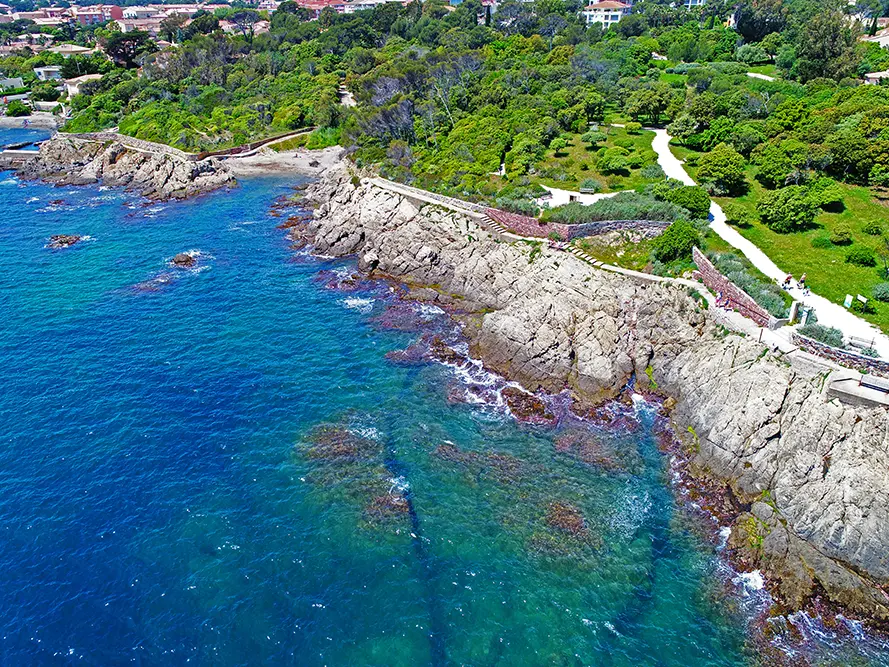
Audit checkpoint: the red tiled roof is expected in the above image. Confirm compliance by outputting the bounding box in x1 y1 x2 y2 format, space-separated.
584 1 630 8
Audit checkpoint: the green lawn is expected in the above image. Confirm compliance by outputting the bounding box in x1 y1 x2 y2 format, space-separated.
532 126 661 193
669 140 889 332
746 64 779 77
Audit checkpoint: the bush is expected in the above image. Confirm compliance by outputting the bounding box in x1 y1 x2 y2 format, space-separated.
807 177 844 210
5 100 30 117
640 163 665 180
581 130 607 146
811 236 833 249
664 185 711 219
873 282 889 302
625 121 642 134
799 323 844 348
863 220 883 235
579 177 601 193
543 191 687 224
495 197 540 217
846 246 877 267
696 143 747 194
829 224 853 245
723 202 755 227
651 219 700 262
757 185 818 233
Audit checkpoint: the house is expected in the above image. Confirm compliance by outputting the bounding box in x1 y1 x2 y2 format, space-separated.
864 70 889 85
122 6 159 19
74 5 124 25
65 73 103 96
0 76 24 90
581 0 630 28
862 27 889 48
684 0 705 6
49 43 95 57
33 66 62 81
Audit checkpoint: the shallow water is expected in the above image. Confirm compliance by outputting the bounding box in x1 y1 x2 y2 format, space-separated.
0 131 885 666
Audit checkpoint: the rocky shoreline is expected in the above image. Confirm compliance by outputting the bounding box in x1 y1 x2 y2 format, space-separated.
9 134 235 200
291 163 889 628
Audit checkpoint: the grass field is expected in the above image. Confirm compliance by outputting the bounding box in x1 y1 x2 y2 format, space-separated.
669 141 889 332
532 126 661 193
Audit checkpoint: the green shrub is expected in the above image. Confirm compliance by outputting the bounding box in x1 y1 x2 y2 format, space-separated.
625 121 642 134
581 130 607 146
495 197 540 217
651 219 700 262
851 298 876 314
807 177 844 210
664 185 711 219
579 177 601 193
640 164 665 179
757 185 818 233
829 224 853 245
863 220 883 235
696 143 747 194
5 100 30 117
811 236 833 249
543 192 686 224
846 246 877 267
723 202 754 227
799 323 844 348
873 283 889 302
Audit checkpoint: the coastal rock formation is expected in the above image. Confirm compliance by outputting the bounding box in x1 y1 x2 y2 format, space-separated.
301 165 889 625
170 252 196 268
47 234 82 249
17 135 234 200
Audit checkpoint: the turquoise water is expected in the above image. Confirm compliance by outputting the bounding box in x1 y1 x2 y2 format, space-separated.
0 129 882 665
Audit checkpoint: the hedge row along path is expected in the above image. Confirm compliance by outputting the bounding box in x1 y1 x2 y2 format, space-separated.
650 128 889 358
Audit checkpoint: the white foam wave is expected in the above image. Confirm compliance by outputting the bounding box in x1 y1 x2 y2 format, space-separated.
414 303 446 321
608 482 652 537
340 296 375 314
733 570 765 593
0 178 16 186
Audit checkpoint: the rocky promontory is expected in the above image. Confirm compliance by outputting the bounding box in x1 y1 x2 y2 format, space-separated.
14 134 234 200
299 164 889 626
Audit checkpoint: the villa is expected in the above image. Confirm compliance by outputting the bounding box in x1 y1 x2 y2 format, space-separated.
581 0 631 28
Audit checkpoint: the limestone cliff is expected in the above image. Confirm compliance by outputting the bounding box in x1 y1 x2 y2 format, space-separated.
301 164 889 625
15 135 234 200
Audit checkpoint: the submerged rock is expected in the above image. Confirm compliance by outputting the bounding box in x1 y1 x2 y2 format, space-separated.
47 234 82 249
546 501 588 537
502 386 555 423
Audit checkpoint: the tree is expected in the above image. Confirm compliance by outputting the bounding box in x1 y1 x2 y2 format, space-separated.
652 219 701 262
159 14 188 42
667 115 698 146
103 31 153 68
624 83 672 125
757 185 818 232
664 185 711 219
796 11 859 82
735 0 787 42
697 143 747 194
581 130 607 147
596 146 630 174
185 11 220 38
5 99 29 117
230 10 260 43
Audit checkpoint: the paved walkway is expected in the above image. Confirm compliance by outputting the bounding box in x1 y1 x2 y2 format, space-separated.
537 185 619 208
650 128 889 357
746 72 776 82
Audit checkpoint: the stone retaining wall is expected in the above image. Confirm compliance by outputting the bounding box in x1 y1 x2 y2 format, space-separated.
791 332 889 377
692 247 772 327
485 208 670 240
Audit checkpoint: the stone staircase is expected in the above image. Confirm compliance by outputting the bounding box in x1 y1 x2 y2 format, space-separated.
566 243 602 267
480 212 509 237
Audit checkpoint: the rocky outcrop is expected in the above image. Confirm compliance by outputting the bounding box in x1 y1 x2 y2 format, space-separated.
17 135 234 200
300 164 889 625
47 234 82 249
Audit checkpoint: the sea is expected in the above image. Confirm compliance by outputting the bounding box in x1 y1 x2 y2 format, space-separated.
1 127 887 666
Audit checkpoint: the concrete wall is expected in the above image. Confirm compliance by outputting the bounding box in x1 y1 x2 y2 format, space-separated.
692 246 772 327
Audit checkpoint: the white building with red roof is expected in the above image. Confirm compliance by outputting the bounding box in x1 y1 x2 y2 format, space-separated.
581 0 630 28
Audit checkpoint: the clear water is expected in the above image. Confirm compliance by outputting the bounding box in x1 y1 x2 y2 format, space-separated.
0 129 884 666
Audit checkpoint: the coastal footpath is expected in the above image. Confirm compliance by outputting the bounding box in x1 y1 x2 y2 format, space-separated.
301 164 889 625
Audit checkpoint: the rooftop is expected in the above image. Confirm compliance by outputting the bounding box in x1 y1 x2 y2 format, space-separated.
584 1 630 9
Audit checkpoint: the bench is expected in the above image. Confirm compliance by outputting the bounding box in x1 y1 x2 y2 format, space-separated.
859 374 889 393
849 336 876 350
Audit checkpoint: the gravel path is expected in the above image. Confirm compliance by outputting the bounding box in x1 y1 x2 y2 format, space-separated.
650 128 889 357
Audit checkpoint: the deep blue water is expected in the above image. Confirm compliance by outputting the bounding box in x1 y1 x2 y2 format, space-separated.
1 129 886 666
